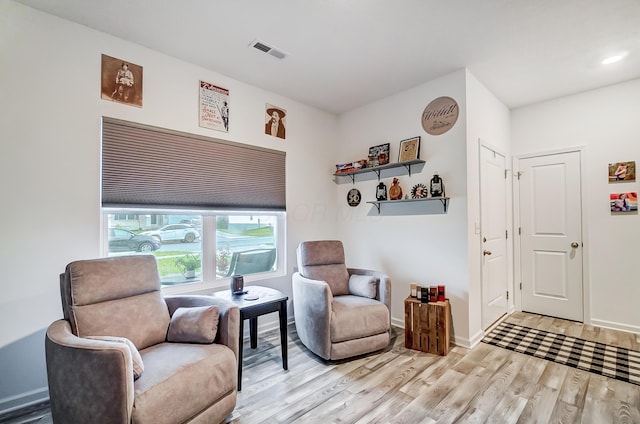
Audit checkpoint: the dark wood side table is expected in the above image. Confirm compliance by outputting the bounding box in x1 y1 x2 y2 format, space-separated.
213 285 288 391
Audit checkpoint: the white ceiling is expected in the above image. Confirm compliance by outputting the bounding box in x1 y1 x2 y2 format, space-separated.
16 0 640 114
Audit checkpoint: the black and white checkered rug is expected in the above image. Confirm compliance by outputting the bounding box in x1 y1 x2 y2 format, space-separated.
482 321 640 386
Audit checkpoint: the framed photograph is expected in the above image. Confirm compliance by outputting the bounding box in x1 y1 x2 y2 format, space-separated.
608 161 636 182
101 54 143 107
199 81 229 132
369 143 390 166
610 192 638 214
265 104 286 139
398 136 421 162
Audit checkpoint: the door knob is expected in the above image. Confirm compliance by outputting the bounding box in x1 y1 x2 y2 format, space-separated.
483 250 492 256
571 242 579 248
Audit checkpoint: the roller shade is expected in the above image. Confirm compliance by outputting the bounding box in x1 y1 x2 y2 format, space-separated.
102 117 286 210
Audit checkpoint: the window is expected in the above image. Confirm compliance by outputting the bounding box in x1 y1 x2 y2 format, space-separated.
101 117 286 290
104 210 284 288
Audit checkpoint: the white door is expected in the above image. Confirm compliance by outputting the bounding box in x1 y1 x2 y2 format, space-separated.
480 145 508 329
518 151 583 321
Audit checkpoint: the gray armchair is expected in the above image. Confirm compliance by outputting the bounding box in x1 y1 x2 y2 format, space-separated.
45 255 239 424
292 240 391 360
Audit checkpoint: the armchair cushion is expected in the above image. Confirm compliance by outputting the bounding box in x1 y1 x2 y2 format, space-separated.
330 295 390 343
134 342 236 424
348 274 377 299
86 335 144 379
167 306 219 344
297 240 349 295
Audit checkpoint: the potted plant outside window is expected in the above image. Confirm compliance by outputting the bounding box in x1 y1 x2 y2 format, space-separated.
175 254 201 279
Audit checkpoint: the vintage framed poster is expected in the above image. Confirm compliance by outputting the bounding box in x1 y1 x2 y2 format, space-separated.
199 81 229 132
265 104 286 139
398 136 420 162
101 54 143 107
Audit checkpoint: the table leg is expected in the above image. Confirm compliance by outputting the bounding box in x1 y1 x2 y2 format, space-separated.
237 317 244 391
250 317 258 349
279 300 288 370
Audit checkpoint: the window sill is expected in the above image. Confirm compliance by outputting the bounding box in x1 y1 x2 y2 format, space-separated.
161 270 286 296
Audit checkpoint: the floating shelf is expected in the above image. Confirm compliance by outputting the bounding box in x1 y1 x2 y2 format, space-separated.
366 196 449 214
334 159 426 184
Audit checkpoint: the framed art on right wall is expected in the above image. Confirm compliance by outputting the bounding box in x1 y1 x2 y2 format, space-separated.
610 192 638 214
608 161 636 182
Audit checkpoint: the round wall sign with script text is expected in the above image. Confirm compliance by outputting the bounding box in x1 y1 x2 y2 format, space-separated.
421 96 459 135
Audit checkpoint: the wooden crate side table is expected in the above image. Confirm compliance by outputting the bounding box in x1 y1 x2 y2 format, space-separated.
404 297 450 355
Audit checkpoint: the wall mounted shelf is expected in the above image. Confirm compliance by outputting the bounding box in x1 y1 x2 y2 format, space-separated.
366 196 449 214
334 159 426 184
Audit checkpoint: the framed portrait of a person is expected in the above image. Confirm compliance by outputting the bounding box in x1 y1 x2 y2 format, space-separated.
101 54 143 107
398 136 421 162
265 104 286 139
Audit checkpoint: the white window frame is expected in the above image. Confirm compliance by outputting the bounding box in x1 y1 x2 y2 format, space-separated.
102 208 286 295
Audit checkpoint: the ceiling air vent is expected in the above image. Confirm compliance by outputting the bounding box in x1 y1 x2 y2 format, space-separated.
250 39 287 60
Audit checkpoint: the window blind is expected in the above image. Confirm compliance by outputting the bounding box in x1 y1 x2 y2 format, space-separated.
102 117 286 210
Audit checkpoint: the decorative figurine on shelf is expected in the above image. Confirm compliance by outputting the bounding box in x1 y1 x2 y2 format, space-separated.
389 177 403 200
411 183 428 199
376 182 387 201
430 172 445 197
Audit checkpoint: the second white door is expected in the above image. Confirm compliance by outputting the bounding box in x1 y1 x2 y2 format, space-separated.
517 150 583 322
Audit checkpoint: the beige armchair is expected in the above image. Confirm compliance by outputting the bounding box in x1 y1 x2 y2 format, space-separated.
45 255 239 424
292 240 391 360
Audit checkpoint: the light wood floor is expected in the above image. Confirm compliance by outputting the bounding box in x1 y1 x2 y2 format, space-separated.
4 312 640 423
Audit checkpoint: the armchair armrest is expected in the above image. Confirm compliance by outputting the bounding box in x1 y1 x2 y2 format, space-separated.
164 295 240 360
45 320 134 423
292 272 333 360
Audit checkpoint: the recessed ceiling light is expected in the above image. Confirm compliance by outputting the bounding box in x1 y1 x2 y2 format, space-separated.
602 54 627 65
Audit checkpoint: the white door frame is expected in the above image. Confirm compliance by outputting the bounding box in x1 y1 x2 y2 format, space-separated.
512 146 591 324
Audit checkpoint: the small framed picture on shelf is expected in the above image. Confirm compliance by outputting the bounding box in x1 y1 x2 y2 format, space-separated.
369 143 390 166
398 136 420 162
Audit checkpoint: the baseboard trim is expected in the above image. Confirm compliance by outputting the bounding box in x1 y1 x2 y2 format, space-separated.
0 387 49 418
454 329 484 349
590 318 640 336
391 316 405 329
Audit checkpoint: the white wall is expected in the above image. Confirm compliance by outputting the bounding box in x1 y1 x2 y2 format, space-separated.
0 1 338 412
336 70 473 345
511 79 640 334
465 71 512 345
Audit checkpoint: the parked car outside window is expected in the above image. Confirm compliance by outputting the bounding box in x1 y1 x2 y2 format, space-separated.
141 224 200 243
108 228 161 252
